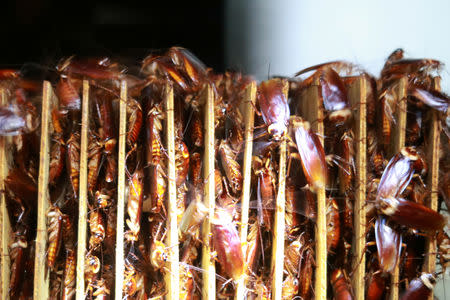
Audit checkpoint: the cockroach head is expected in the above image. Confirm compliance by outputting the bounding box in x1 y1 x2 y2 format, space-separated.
420 273 436 290
267 123 286 140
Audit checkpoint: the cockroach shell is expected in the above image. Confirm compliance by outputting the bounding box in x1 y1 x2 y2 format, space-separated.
400 273 436 300
378 197 446 232
257 78 290 139
63 249 76 300
212 209 244 281
375 216 402 274
290 117 327 193
127 99 143 146
331 269 353 300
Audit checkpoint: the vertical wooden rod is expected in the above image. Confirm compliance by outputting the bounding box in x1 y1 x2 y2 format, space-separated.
115 81 127 300
75 80 90 299
33 81 53 299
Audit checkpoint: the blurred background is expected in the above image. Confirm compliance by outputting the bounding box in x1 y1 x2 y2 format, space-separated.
2 0 449 297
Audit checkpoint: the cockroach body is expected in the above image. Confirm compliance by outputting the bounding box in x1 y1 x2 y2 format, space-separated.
285 179 301 237
57 56 123 81
281 275 299 300
126 169 144 242
95 96 116 153
179 265 194 299
400 273 436 300
179 198 207 240
49 138 66 185
253 155 276 230
47 207 64 269
87 136 102 193
219 139 242 194
211 209 244 281
408 85 450 114
381 58 441 80
189 110 204 148
66 132 80 199
9 236 27 298
338 130 354 195
89 210 106 249
366 258 387 300
257 78 290 140
175 140 190 186
298 247 314 300
149 164 166 214
126 98 143 147
57 77 81 111
150 240 168 270
245 219 261 275
62 249 76 300
375 216 402 274
92 278 110 300
290 116 328 192
331 269 353 300
168 46 207 88
327 197 341 253
189 152 202 188
320 67 352 124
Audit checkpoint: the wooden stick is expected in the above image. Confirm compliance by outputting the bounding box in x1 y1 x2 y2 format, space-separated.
388 76 407 300
76 80 90 300
0 89 10 300
348 77 367 300
297 80 327 300
33 81 54 299
270 81 289 300
201 84 216 300
235 81 256 300
115 81 127 300
423 77 441 300
164 83 180 299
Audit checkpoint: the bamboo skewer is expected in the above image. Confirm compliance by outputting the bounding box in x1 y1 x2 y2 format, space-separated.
115 81 127 300
388 76 408 300
201 84 216 300
33 81 54 299
0 89 10 300
348 77 367 300
297 80 327 300
75 80 90 299
270 82 289 300
235 81 257 300
164 83 180 299
422 77 441 300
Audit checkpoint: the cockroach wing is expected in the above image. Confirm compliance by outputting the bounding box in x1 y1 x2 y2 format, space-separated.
375 216 402 274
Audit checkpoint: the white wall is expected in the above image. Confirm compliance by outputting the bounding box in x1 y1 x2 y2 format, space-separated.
225 0 450 93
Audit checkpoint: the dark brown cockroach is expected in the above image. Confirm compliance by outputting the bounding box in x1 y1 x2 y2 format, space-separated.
340 195 354 249
331 269 353 300
49 138 66 185
87 135 102 193
366 256 387 300
376 147 425 202
338 131 355 195
189 152 202 189
88 210 105 249
365 73 378 126
62 249 76 300
50 263 64 299
219 139 242 194
285 179 301 238
327 197 341 253
408 85 450 114
179 197 207 240
383 48 404 68
228 118 245 153
168 46 207 88
378 86 396 149
47 206 64 270
176 140 190 186
257 78 290 140
319 67 351 124
381 58 441 79
95 95 116 154
125 169 144 242
0 68 20 79
104 206 117 253
289 116 328 193
401 235 425 284
281 275 299 300
57 56 124 81
212 208 244 281
189 110 204 148
400 273 436 300
245 219 261 276
9 236 27 298
405 109 422 146
127 98 143 147
142 55 190 92
57 77 81 111
375 216 402 274
66 132 80 199
253 155 276 230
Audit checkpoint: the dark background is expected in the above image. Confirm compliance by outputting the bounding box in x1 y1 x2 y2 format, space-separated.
1 0 225 72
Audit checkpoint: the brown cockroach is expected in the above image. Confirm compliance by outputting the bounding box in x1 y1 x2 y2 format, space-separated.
253 155 276 230
0 103 38 136
47 206 64 270
95 187 113 209
289 116 328 193
212 208 244 281
284 236 305 276
189 152 202 188
56 77 81 111
104 206 117 253
341 196 354 245
252 277 271 300
245 218 261 276
408 84 450 114
123 262 143 298
149 164 166 214
257 78 290 140
87 135 102 193
49 138 66 185
375 216 402 274
176 183 188 225
62 214 75 250
401 235 425 284
142 55 190 93
437 231 450 271
179 264 195 299
88 210 106 249
331 269 353 300
281 274 299 300
383 48 404 69
85 254 101 295
125 169 144 242
57 56 124 81
327 197 341 253
381 58 441 80
400 273 436 300
189 110 204 148
50 263 64 299
285 179 301 238
150 239 168 271
366 256 387 300
219 139 242 194
62 249 76 300
66 132 80 199
179 197 207 240
338 130 355 195
298 247 314 300
215 168 224 196
9 235 27 298
105 154 117 183
95 95 116 154
168 46 207 88
175 140 190 186
127 98 143 147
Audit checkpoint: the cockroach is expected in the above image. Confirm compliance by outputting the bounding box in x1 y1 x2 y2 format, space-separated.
257 78 290 140
179 198 207 240
146 101 163 166
89 210 106 249
219 139 242 194
341 196 354 244
87 135 102 193
189 152 202 189
289 116 328 192
50 263 64 299
400 273 436 300
245 219 261 276
62 249 76 300
331 269 353 300
281 275 299 300
401 235 425 284
5 167 37 210
253 155 276 230
95 95 116 153
228 118 245 153
150 239 168 271
176 140 190 186
92 278 110 300
176 183 187 225
252 277 271 300
366 256 387 300
104 206 117 253
95 186 113 209
168 46 207 88
285 179 301 238
215 168 224 196
66 132 80 199
381 58 441 79
0 68 20 79
405 109 422 146
378 86 396 149
383 49 404 68
189 110 204 148
375 216 402 274
327 197 341 253
179 264 194 299
57 77 81 111
125 169 144 242
298 247 314 300
47 206 64 270
437 231 450 271
49 138 66 185
9 236 27 298
57 56 123 81
142 55 190 93
284 237 304 276
212 208 244 281
149 164 166 214
127 98 143 147
338 131 355 195
62 215 75 250
408 85 450 114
